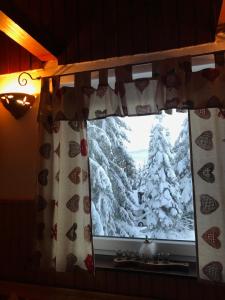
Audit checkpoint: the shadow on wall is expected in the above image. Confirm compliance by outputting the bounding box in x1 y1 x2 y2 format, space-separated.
0 95 39 199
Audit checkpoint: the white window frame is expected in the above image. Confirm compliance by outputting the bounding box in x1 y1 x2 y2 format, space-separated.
91 109 196 260
93 237 196 260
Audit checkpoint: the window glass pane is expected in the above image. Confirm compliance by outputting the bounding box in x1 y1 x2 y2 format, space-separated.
87 111 195 241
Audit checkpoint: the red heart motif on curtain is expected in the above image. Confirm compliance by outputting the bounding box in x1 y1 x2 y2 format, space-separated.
84 254 94 273
80 139 88 156
68 167 81 184
202 261 223 282
202 68 220 82
194 109 211 119
202 227 221 249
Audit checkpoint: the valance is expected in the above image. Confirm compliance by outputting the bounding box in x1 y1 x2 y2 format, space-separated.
38 59 225 123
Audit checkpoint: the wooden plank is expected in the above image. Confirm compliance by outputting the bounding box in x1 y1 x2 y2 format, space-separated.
147 0 164 52
77 0 92 62
63 0 79 64
131 0 148 55
195 0 214 44
91 0 104 60
116 0 133 56
102 0 117 58
0 11 56 61
52 0 66 63
160 0 178 51
177 0 196 47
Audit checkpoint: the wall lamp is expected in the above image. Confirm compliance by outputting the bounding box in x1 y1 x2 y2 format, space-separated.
0 72 40 119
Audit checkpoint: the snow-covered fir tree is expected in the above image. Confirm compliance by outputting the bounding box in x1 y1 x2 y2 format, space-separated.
139 114 182 238
173 116 194 229
87 117 138 237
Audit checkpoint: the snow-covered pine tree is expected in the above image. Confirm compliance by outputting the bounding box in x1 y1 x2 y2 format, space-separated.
87 117 138 237
173 116 194 229
140 114 182 238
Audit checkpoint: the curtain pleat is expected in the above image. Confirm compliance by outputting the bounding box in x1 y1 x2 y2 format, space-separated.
35 78 93 272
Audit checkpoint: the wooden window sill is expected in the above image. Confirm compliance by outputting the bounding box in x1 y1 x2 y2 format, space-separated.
95 255 197 278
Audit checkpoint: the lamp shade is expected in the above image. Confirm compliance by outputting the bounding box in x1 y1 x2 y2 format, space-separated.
0 92 35 118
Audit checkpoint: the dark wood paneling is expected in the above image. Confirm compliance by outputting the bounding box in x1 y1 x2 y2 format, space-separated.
131 0 148 55
91 0 105 60
116 0 133 57
0 32 43 74
195 0 214 44
177 0 197 47
0 0 222 74
77 0 92 62
102 0 117 59
0 199 225 300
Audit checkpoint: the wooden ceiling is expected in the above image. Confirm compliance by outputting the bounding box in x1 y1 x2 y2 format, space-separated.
0 0 222 75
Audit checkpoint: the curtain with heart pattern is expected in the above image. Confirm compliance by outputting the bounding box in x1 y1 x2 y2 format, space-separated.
36 60 225 277
190 108 225 282
35 77 93 272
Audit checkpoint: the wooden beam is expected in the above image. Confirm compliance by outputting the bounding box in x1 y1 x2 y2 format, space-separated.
1 34 225 87
0 11 57 62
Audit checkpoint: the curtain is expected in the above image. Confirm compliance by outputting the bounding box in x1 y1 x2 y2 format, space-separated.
190 108 225 282
35 59 225 276
35 78 93 272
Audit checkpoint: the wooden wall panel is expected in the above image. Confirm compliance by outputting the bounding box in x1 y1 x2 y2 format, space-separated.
102 0 117 59
0 32 42 74
131 0 148 55
0 199 225 300
77 0 92 62
0 0 222 74
177 0 197 47
91 0 105 60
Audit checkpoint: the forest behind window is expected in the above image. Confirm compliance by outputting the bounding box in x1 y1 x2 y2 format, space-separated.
87 111 195 241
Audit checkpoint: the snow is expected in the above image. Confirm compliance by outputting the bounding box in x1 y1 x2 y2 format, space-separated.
87 111 195 242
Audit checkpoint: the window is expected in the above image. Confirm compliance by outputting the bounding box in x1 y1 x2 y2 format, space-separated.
87 111 196 258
